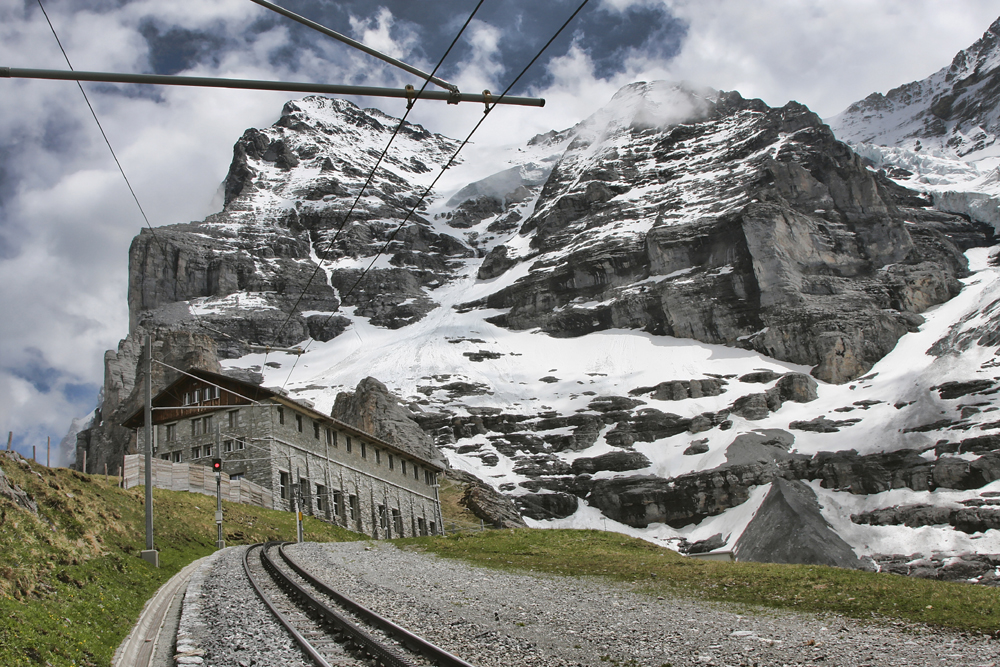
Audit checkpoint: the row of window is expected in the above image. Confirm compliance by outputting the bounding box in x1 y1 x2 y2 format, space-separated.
159 438 246 463
182 386 221 405
275 406 434 485
276 473 435 536
163 410 240 443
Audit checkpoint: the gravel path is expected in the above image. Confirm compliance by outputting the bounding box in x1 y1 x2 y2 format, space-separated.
280 541 999 667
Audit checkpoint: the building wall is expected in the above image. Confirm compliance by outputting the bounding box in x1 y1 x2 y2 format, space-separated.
145 398 441 538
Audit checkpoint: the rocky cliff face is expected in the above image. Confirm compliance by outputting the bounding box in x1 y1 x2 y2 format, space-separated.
829 17 1000 159
464 82 980 383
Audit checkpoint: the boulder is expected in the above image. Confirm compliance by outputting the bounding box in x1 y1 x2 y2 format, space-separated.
570 451 651 475
516 492 579 520
446 469 526 529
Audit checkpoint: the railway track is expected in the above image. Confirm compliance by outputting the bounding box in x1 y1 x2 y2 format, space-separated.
243 542 477 667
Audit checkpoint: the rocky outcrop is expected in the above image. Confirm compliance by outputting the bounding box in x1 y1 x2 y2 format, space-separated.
515 492 579 520
852 502 1000 533
629 378 727 400
733 479 865 569
331 377 444 466
872 553 1000 584
445 469 525 529
0 455 38 514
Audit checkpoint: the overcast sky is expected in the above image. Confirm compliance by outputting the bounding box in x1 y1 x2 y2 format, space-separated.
2 0 999 465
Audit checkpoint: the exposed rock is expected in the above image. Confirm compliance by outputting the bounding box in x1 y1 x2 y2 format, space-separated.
730 393 773 420
683 439 710 455
734 478 865 569
570 451 651 475
739 371 781 384
588 396 645 412
629 378 727 400
789 416 861 433
687 533 727 554
772 372 819 403
933 380 997 400
515 492 579 520
724 430 796 466
332 377 444 466
0 456 37 514
446 469 526 529
852 503 1000 534
605 409 692 447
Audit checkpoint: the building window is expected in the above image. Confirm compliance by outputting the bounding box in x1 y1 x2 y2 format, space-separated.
171 451 182 463
349 494 359 522
296 414 303 433
429 521 436 535
315 484 326 513
230 473 244 481
375 449 381 465
160 454 170 461
314 421 320 439
424 470 435 486
392 508 403 536
378 505 387 532
183 392 191 406
401 459 406 476
203 415 213 435
165 423 176 442
332 490 342 517
346 436 352 453
203 444 212 457
191 446 201 459
414 465 419 481
236 438 245 450
417 517 427 536
194 389 201 403
228 410 238 428
326 428 334 446
224 439 234 453
388 454 394 471
360 442 366 459
277 406 284 425
279 471 290 500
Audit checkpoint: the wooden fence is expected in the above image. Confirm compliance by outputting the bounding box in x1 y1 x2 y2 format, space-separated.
122 454 274 510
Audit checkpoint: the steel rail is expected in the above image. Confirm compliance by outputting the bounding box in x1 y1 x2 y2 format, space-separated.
278 543 478 667
258 542 415 667
0 67 544 107
249 0 457 92
242 544 333 667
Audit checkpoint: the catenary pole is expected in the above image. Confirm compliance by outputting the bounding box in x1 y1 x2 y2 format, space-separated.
141 334 158 567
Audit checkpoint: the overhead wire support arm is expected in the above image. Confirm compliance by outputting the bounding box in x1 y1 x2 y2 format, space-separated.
249 0 459 93
0 68 545 107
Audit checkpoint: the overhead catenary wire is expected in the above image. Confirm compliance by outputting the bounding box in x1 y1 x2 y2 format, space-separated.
34 0 167 259
267 0 487 349
277 0 593 392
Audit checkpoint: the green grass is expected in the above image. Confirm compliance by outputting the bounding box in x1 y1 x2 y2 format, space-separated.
399 528 1000 634
0 455 362 666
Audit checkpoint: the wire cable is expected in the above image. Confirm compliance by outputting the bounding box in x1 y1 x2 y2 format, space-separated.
267 0 486 348
35 0 166 257
278 0 592 392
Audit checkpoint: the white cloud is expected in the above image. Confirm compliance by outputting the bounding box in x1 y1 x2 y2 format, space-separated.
348 6 417 61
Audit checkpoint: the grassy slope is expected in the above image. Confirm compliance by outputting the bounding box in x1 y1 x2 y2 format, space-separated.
0 454 361 667
401 529 1000 634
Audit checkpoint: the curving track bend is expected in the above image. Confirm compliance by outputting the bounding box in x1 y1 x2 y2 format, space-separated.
244 542 477 667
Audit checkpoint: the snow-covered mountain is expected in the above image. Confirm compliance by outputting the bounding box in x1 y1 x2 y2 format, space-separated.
77 75 1000 579
828 17 1000 232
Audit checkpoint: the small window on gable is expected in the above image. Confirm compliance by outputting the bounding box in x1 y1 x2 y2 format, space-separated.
194 389 201 404
183 392 191 406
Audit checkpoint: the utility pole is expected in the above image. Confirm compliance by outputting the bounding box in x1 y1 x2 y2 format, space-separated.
140 333 159 568
46 436 50 467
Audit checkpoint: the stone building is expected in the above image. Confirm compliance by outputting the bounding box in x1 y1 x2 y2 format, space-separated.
123 368 444 538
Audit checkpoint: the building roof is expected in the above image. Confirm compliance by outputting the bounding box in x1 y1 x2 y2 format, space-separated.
122 367 443 471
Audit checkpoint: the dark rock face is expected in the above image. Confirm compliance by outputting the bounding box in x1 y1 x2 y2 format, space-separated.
852 503 1000 534
570 451 651 475
516 492 580 520
629 378 727 400
331 377 444 466
445 469 526 529
461 84 985 383
872 553 1000 584
733 479 864 569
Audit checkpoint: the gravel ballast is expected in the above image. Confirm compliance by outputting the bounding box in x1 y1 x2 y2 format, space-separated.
279 541 999 667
